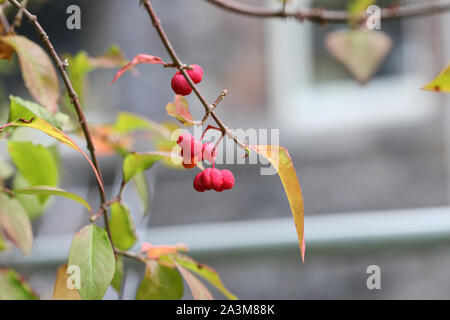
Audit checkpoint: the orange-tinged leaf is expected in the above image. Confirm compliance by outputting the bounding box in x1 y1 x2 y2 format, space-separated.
170 254 237 300
53 264 82 300
251 145 305 262
1 117 104 193
111 54 164 83
174 263 213 300
1 36 59 112
90 124 133 156
422 63 450 93
0 41 14 60
141 243 188 259
166 95 194 127
325 30 392 84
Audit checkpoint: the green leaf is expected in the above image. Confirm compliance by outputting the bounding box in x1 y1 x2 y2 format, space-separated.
67 51 93 107
174 262 213 300
53 264 82 300
68 225 115 300
133 171 150 216
170 254 237 300
136 260 183 300
110 202 137 251
325 30 392 84
9 96 68 129
251 145 305 262
123 152 173 183
114 112 171 138
12 174 46 219
0 269 39 300
1 36 59 113
2 117 104 193
422 63 450 93
65 45 127 109
13 186 92 215
0 193 33 255
8 141 59 218
111 256 124 294
166 95 194 127
8 141 59 205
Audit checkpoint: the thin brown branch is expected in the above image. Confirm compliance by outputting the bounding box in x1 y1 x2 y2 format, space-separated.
142 0 247 151
9 0 28 33
200 89 228 124
205 0 450 24
7 0 113 242
0 4 10 33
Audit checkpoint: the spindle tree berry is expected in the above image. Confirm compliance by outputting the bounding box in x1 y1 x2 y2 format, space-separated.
193 168 235 192
171 64 203 96
177 133 203 168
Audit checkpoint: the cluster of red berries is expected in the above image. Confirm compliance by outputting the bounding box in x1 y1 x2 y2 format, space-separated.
171 65 203 96
177 133 216 169
193 168 234 192
177 133 235 192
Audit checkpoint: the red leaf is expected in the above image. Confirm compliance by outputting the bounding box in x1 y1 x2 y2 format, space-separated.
111 54 165 84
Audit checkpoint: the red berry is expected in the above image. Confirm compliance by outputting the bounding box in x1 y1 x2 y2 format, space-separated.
210 168 224 192
200 168 213 190
193 172 205 192
220 169 235 190
171 71 192 96
202 143 217 163
192 168 234 192
187 65 203 84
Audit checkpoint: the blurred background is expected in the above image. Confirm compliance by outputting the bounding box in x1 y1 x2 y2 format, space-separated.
1 0 450 299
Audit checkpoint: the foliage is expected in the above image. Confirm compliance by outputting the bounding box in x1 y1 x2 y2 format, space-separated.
0 0 447 301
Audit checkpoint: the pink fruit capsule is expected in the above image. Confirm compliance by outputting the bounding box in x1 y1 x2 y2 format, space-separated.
220 169 235 190
171 71 193 96
187 65 203 84
202 143 217 163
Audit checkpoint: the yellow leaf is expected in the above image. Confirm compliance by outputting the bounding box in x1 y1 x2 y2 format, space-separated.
422 63 450 93
53 264 82 300
250 145 305 262
1 117 104 193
